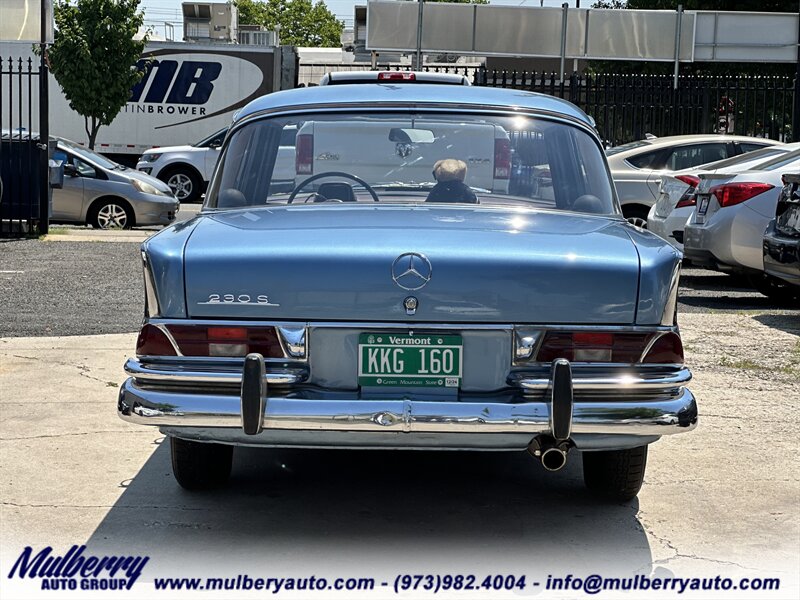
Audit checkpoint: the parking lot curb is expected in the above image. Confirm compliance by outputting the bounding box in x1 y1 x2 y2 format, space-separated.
42 231 153 243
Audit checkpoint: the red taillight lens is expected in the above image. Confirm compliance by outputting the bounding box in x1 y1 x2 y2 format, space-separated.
710 182 774 208
295 134 313 175
136 324 177 356
494 138 511 179
163 325 284 358
535 331 654 364
675 175 700 188
377 71 415 81
642 332 684 364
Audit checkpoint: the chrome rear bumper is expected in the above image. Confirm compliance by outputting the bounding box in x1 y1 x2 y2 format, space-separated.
118 356 697 449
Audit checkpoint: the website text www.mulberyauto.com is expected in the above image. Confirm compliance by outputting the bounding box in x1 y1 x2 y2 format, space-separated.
148 573 782 595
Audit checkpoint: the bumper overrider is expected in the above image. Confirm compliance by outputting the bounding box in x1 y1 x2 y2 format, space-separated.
118 354 697 451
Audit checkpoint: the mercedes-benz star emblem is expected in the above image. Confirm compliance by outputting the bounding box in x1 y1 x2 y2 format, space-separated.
391 252 432 291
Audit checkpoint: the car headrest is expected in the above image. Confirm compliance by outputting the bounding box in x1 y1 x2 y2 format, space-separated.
572 194 604 214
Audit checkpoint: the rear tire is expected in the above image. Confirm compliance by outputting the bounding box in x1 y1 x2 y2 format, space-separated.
170 436 233 490
583 445 648 501
748 273 799 304
622 205 650 229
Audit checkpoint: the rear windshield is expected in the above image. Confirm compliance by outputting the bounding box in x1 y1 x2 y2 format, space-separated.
206 111 618 216
752 148 800 172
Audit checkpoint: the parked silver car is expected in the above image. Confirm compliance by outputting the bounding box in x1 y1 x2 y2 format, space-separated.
53 138 178 229
648 144 799 251
607 134 778 227
683 148 800 301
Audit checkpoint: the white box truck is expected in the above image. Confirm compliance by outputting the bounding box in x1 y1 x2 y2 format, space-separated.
0 41 294 163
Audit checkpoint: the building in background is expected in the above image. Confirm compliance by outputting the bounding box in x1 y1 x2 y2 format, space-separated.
182 2 237 43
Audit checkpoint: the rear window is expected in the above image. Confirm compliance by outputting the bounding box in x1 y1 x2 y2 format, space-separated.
751 148 800 172
625 150 662 170
206 111 618 217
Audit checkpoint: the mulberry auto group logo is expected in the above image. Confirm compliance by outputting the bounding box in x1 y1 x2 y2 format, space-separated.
7 545 149 591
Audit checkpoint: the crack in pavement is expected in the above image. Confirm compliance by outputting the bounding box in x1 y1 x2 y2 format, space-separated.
7 353 121 387
2 501 207 511
1 430 147 441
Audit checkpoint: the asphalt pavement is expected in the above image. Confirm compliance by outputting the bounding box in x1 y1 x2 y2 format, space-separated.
0 237 796 338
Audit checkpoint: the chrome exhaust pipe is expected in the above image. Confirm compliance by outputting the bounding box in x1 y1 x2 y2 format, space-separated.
539 446 568 472
527 435 571 472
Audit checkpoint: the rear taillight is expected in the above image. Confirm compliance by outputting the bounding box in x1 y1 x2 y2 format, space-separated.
710 182 774 208
136 325 284 358
494 138 511 179
641 332 684 364
136 324 177 356
674 175 700 208
377 71 415 81
295 134 313 175
534 331 683 364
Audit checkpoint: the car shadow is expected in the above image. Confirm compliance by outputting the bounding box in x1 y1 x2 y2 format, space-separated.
753 313 800 335
84 438 655 581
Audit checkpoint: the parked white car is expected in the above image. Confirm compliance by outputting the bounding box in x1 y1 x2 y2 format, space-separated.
137 126 296 202
648 144 800 251
683 147 800 301
606 134 779 227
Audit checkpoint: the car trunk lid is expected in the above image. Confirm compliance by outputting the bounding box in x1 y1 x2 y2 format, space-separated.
184 205 641 324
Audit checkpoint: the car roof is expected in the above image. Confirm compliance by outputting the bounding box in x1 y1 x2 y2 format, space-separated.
609 134 780 157
234 84 593 128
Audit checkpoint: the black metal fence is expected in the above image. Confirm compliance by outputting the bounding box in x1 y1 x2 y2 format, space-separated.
300 64 797 146
475 69 797 146
1 57 48 237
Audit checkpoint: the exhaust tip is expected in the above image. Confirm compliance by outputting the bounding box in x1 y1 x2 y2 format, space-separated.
540 447 567 472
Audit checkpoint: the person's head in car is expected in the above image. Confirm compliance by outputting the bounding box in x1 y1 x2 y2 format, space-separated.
426 159 478 204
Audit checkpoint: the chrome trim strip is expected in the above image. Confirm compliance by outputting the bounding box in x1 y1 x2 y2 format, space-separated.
509 366 691 392
125 358 307 386
141 250 160 319
146 318 676 333
661 262 682 326
118 379 698 438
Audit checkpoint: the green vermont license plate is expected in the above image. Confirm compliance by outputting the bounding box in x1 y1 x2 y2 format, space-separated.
358 333 463 388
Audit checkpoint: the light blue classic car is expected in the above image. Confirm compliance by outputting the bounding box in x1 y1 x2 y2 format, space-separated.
118 80 697 500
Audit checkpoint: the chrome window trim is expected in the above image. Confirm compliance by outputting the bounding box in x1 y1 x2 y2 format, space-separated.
231 103 599 139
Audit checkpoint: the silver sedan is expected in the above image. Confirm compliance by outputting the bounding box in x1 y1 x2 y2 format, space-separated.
607 134 779 227
52 138 179 229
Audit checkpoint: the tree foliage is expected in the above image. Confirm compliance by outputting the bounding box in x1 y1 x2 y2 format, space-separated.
48 0 147 149
236 0 344 47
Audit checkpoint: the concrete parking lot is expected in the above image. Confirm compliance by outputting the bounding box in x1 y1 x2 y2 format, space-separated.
1 236 798 599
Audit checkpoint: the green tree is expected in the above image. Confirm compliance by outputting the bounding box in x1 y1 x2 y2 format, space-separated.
236 0 344 47
47 0 147 149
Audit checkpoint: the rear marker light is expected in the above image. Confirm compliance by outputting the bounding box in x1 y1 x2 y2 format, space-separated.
494 138 511 179
674 175 700 209
295 134 313 175
136 324 177 356
710 182 774 208
533 331 683 365
642 332 684 364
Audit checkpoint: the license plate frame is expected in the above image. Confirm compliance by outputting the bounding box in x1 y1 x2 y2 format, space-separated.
697 194 711 215
358 333 463 388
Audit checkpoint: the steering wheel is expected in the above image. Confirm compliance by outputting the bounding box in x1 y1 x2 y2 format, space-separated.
287 171 380 204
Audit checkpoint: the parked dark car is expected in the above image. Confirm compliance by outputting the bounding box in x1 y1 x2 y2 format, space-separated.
762 174 800 298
